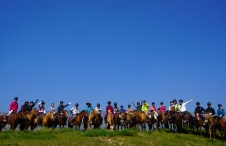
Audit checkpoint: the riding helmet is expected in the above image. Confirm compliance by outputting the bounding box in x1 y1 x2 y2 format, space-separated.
170 101 173 103
179 99 183 102
137 102 140 105
120 105 123 108
114 102 117 105
30 101 34 104
107 101 111 104
143 100 146 102
173 99 177 102
218 104 222 107
196 102 200 105
152 102 155 105
60 101 63 103
42 101 45 104
128 104 131 107
207 102 211 105
14 97 18 100
75 103 79 106
160 102 163 105
97 103 100 106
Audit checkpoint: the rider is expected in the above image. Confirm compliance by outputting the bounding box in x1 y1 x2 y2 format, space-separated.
150 102 158 117
3 97 19 121
94 103 103 125
158 102 166 114
113 102 119 114
95 103 101 111
49 103 55 113
141 100 149 115
28 99 39 112
205 102 216 115
195 102 205 122
173 99 180 112
131 100 142 111
127 104 133 113
217 104 225 119
85 102 94 114
21 101 29 111
168 101 174 110
178 99 193 122
70 103 79 122
57 101 71 114
38 100 46 126
104 101 114 122
119 105 126 114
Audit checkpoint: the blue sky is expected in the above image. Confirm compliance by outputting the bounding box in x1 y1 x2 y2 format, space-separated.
0 0 225 113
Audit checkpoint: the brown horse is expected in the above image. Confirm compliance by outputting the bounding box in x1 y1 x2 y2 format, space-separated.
194 112 203 136
42 112 54 127
24 109 38 130
88 110 102 129
106 112 114 130
157 110 167 129
114 110 122 130
166 111 183 133
121 112 133 129
0 110 27 131
204 112 215 139
147 111 158 131
132 110 147 130
212 116 226 140
68 110 88 130
56 110 68 128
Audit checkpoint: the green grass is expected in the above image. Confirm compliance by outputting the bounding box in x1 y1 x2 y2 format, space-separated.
0 128 225 146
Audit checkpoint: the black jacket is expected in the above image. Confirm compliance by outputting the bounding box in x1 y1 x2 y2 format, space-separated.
57 104 69 113
21 103 29 111
28 100 38 112
205 107 216 115
195 106 205 114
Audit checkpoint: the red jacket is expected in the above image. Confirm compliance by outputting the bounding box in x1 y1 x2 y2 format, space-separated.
9 102 18 112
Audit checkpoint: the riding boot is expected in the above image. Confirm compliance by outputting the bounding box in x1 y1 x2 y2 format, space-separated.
104 117 107 124
38 118 42 126
100 116 103 125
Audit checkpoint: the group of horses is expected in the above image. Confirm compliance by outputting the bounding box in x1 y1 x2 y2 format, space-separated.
0 107 225 140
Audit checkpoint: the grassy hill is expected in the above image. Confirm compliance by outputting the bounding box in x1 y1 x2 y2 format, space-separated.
0 128 225 146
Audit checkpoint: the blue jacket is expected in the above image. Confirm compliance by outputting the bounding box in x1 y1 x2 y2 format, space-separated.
195 106 205 115
120 109 126 114
86 106 94 114
217 108 225 117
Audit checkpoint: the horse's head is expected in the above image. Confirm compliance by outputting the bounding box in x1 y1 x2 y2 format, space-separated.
194 112 201 121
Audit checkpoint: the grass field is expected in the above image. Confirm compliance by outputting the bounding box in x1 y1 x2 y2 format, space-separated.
0 128 225 146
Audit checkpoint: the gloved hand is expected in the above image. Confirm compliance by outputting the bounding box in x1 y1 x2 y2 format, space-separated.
70 110 73 114
220 115 222 117
68 102 71 105
36 99 39 101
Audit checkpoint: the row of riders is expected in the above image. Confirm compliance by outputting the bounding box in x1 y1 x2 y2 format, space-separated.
0 97 225 140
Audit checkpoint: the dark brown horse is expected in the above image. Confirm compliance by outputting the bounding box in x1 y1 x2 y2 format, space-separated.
212 116 226 140
204 112 215 139
166 111 183 133
0 110 27 131
55 110 68 128
114 110 121 130
68 110 88 130
88 110 102 129
194 112 203 136
147 111 158 131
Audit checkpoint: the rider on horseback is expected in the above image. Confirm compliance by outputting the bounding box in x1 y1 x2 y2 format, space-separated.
57 101 71 114
195 102 205 122
205 102 216 115
70 103 79 122
150 102 158 118
21 101 29 111
141 100 149 115
168 101 174 110
3 97 19 121
95 103 101 111
28 99 39 112
104 101 114 123
131 100 142 111
178 99 193 122
38 100 46 126
217 104 225 121
85 102 94 114
49 103 55 113
158 102 166 113
173 99 180 112
113 102 119 114
120 105 126 114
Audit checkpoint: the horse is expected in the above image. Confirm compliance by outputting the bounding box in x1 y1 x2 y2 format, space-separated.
106 112 114 130
212 116 226 140
166 111 183 133
114 110 121 130
88 110 102 129
188 114 195 133
0 110 27 131
194 112 203 136
24 108 38 130
42 112 55 127
147 111 158 131
204 112 216 139
56 110 68 128
157 110 167 129
121 112 133 129
132 110 147 131
68 110 88 130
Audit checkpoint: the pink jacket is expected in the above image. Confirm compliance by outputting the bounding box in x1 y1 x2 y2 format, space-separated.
105 105 115 117
150 106 157 112
159 105 166 113
9 102 18 112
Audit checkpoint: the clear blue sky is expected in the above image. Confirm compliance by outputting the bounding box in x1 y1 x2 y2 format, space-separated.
0 0 225 113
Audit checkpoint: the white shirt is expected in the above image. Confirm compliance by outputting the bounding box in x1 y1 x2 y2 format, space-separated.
70 107 79 115
179 101 191 112
95 107 101 111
